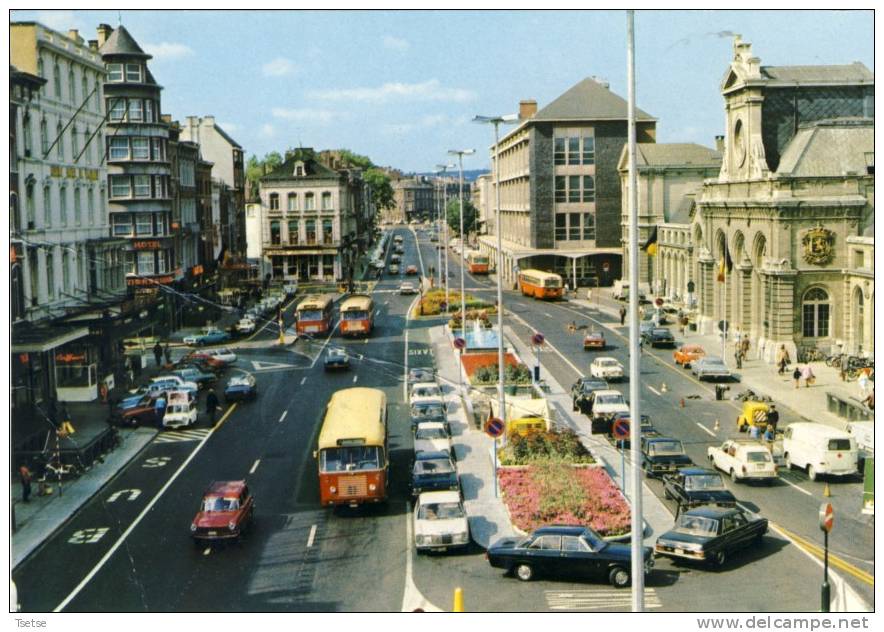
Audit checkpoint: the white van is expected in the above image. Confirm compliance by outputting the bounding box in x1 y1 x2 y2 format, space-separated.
612 280 648 301
846 421 874 470
782 422 858 481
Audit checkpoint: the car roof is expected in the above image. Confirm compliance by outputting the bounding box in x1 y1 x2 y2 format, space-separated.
702 356 725 363
678 467 718 476
684 505 739 519
417 490 461 504
534 525 587 536
786 422 852 439
205 480 246 496
416 421 446 429
415 450 450 461
680 344 705 352
594 389 623 396
579 377 607 384
647 435 681 443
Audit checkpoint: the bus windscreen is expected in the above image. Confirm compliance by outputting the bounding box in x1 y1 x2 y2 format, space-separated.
320 446 383 472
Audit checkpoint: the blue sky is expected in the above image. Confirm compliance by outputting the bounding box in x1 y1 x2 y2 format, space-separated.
12 9 874 173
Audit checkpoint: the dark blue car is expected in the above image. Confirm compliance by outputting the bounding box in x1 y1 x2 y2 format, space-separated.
411 451 459 497
224 375 257 402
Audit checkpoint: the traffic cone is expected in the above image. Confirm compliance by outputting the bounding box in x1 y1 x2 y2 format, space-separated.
714 419 720 432
661 382 668 393
453 587 465 612
680 398 686 408
823 483 831 498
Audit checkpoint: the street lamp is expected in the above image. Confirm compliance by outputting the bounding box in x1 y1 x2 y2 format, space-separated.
473 113 518 498
448 149 475 339
435 163 455 315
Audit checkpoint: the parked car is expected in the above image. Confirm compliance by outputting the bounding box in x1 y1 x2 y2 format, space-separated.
570 377 609 412
643 327 676 348
150 375 199 394
182 352 228 373
399 281 418 295
236 318 256 334
203 348 237 365
654 506 768 568
662 468 737 512
388 264 400 275
183 328 231 346
110 394 160 428
692 356 733 381
487 525 653 586
411 452 459 497
589 357 625 381
674 344 706 368
323 348 351 371
409 382 443 403
406 264 418 275
583 331 606 351
414 421 452 456
782 423 858 481
641 436 694 478
707 439 777 483
172 366 217 389
408 367 436 384
162 391 198 429
410 399 448 432
413 491 469 552
587 389 630 434
390 254 401 264
224 374 257 402
190 480 255 543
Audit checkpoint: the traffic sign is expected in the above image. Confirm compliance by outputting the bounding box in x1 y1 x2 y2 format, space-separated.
440 301 448 311
602 262 610 272
717 319 730 333
687 280 695 293
531 332 545 346
819 503 834 533
655 297 664 307
485 417 505 438
613 418 630 439
453 337 466 350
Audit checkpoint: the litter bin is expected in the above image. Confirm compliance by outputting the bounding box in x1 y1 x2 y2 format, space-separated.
715 384 725 401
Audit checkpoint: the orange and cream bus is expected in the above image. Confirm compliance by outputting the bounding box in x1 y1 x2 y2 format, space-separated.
518 269 564 300
339 294 374 337
296 294 335 335
316 388 388 507
466 251 490 275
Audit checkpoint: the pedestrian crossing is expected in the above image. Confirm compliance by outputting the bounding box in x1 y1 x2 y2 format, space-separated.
545 587 662 611
154 428 212 444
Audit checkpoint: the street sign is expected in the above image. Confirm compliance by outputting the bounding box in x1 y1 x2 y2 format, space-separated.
819 502 834 533
485 417 505 438
602 262 610 272
453 337 466 350
531 332 545 346
655 297 664 307
717 319 729 333
613 418 630 439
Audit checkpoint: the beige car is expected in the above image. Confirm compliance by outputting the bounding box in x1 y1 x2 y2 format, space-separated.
707 439 777 483
413 491 470 552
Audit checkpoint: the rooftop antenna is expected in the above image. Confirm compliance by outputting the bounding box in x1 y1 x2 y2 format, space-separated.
118 11 122 25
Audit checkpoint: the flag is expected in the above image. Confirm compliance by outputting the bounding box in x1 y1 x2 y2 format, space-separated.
717 245 733 283
641 226 658 256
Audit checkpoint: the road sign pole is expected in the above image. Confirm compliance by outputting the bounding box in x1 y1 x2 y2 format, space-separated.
821 530 830 612
620 439 626 498
493 436 499 498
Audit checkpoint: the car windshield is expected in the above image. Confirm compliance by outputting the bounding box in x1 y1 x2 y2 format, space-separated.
653 329 670 336
596 395 624 406
319 446 383 473
599 360 619 367
413 386 441 398
327 350 346 359
684 474 726 491
418 502 464 520
414 459 454 475
416 426 447 440
410 369 434 381
202 496 240 512
675 515 719 537
649 440 684 456
746 451 772 463
412 404 445 418
299 309 324 321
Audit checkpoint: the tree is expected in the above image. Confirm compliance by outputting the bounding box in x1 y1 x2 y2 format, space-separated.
245 151 284 202
365 168 395 210
337 149 373 170
446 198 477 236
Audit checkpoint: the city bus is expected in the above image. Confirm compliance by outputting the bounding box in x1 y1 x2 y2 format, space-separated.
316 388 389 507
339 294 374 337
518 269 564 300
466 251 490 275
295 294 335 335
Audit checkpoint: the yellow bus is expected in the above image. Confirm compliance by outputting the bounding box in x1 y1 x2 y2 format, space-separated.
467 251 490 274
518 269 564 300
296 294 335 335
316 388 389 507
339 294 374 337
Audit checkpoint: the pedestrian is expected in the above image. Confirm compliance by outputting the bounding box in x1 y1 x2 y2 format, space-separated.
619 306 627 326
741 338 750 359
205 388 220 426
679 316 687 337
763 424 775 442
153 341 163 367
19 464 32 503
734 346 743 369
163 343 172 365
776 344 790 375
801 365 815 388
766 405 779 432
154 393 167 425
792 366 801 389
749 423 761 440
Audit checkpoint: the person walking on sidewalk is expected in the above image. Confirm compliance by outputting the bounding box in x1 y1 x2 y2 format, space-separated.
153 341 163 367
205 389 220 426
776 345 790 375
801 365 815 388
767 405 779 432
18 464 32 503
619 306 626 326
734 346 743 369
792 366 802 389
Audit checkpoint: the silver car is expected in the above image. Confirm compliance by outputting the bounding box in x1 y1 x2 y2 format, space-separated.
692 356 733 381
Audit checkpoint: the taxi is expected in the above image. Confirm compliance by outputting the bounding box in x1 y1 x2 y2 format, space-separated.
673 344 706 369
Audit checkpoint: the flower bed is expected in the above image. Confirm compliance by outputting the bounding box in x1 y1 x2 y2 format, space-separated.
417 289 494 316
499 429 595 465
498 463 631 537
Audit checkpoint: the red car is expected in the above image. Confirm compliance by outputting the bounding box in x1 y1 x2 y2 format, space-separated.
183 351 227 372
190 480 255 544
583 331 606 350
406 264 418 275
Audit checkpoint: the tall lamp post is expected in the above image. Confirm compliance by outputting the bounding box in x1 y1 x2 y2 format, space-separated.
473 113 517 498
434 176 443 286
435 163 455 314
448 149 475 337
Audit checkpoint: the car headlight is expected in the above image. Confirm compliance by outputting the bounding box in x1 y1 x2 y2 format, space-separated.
190 523 197 532
455 532 469 543
368 483 377 492
329 486 337 494
228 521 237 531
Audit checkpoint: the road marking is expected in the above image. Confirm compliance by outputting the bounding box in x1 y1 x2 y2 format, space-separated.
695 422 716 437
770 522 874 589
142 456 171 468
203 547 211 557
307 524 317 548
545 588 662 611
300 377 307 385
309 322 340 369
154 428 211 444
410 226 426 276
776 475 813 496
401 500 442 612
507 311 584 377
107 489 141 503
249 459 260 474
544 312 553 318
647 385 661 396
279 410 288 422
68 528 109 544
353 375 358 383
54 403 238 612
251 359 297 371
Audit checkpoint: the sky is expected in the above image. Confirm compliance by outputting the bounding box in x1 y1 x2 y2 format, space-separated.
10 8 875 174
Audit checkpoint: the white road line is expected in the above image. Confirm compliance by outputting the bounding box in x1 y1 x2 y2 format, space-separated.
647 385 661 396
696 422 716 437
777 475 814 497
307 524 317 548
279 410 288 422
507 311 584 377
309 321 340 369
54 404 238 612
249 459 260 474
353 375 358 383
300 377 307 385
411 227 426 276
543 312 553 318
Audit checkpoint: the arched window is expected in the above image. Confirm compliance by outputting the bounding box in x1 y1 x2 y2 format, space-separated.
40 118 48 155
59 185 68 225
53 58 61 96
46 251 55 299
802 287 830 338
69 68 76 101
25 182 35 225
43 185 51 227
71 125 79 158
56 122 64 160
37 56 44 78
22 114 32 155
74 186 82 225
63 251 71 293
82 75 88 106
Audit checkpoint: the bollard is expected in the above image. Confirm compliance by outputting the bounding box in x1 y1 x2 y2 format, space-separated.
453 587 465 612
661 382 668 393
823 483 831 498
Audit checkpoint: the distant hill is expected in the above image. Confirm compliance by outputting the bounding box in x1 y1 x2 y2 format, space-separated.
411 169 490 183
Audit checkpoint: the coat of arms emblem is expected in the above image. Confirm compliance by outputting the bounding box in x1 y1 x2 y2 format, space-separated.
802 227 835 265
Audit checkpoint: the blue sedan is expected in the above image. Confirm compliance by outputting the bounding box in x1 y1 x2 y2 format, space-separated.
184 329 231 346
224 374 257 402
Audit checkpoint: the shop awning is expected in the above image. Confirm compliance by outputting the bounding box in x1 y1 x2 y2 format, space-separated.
12 323 90 353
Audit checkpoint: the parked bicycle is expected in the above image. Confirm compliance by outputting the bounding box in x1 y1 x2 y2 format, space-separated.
797 347 824 363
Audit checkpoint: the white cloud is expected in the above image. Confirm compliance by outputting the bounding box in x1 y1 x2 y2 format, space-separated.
36 10 85 33
144 42 194 61
262 57 297 77
259 124 276 139
309 79 475 104
383 35 409 51
271 108 337 124
381 114 448 135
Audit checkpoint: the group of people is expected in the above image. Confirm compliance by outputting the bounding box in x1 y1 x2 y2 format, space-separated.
732 332 751 369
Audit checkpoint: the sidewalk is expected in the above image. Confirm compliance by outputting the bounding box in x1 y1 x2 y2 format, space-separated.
570 290 868 431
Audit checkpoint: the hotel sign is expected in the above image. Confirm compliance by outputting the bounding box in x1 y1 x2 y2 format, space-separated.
127 274 176 286
133 240 162 250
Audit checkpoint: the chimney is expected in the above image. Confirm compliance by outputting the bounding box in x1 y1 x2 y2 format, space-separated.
88 39 98 51
161 114 172 124
68 29 83 44
519 99 537 121
96 24 113 48
715 135 725 153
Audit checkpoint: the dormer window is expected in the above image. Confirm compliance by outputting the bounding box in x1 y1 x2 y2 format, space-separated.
126 63 142 82
294 161 306 177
